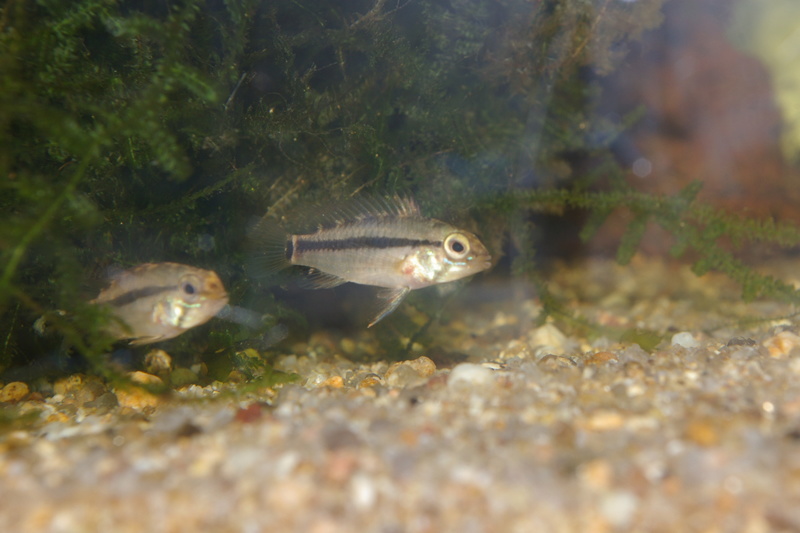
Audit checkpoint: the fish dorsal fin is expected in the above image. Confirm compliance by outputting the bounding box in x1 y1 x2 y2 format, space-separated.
305 194 421 231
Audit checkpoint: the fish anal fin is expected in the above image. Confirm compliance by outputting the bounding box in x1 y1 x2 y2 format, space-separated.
369 287 410 327
299 269 348 289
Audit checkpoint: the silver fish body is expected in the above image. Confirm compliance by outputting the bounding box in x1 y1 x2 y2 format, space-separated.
249 195 491 326
91 262 229 345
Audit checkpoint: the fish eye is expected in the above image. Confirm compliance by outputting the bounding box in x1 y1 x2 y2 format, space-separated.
181 281 197 295
444 233 470 260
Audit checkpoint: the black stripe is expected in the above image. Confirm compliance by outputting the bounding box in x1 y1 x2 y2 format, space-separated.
295 236 440 253
105 285 176 307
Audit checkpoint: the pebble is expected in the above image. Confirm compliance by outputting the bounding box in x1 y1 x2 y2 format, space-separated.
115 372 164 412
447 363 495 389
579 459 613 491
528 323 567 355
0 381 29 402
354 373 383 388
170 368 199 387
384 356 437 388
144 349 173 375
585 351 618 365
320 376 344 388
671 331 700 349
600 490 638 528
684 418 720 446
127 371 163 385
53 375 85 396
763 331 800 358
584 410 625 431
114 387 161 412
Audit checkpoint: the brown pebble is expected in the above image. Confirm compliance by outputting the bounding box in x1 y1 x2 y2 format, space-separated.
586 351 618 365
45 411 71 424
127 371 163 385
144 349 173 375
235 403 263 423
53 374 84 396
584 410 625 431
0 381 29 403
538 354 578 372
320 376 344 388
763 331 800 359
684 418 720 446
385 355 437 381
579 459 614 491
356 374 383 388
115 388 160 412
115 376 162 412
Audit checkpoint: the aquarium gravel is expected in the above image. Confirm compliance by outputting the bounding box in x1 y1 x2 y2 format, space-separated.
2 256 800 532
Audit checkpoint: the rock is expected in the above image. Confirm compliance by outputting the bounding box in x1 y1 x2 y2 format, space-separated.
447 363 495 389
684 418 720 446
115 372 164 412
528 323 567 355
354 373 383 388
0 381 29 402
320 376 344 388
763 331 800 358
584 410 625 432
53 374 85 396
600 490 638 528
585 351 618 365
671 331 700 348
385 356 437 388
114 387 161 412
127 371 163 385
144 349 173 375
170 367 200 387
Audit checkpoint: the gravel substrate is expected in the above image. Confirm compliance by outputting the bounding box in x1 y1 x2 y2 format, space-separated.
3 256 800 532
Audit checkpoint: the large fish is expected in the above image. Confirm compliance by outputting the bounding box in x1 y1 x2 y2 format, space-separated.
91 262 229 345
248 195 492 326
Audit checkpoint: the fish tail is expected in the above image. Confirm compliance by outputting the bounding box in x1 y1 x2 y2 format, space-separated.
246 216 292 281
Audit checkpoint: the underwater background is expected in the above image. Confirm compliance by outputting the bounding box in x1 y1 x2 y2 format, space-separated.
4 0 799 378
5 1 800 531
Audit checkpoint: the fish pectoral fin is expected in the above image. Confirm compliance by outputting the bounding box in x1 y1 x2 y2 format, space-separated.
298 269 348 289
128 335 165 346
369 287 411 328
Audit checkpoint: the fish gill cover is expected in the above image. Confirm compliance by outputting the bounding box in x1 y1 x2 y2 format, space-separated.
2 0 800 376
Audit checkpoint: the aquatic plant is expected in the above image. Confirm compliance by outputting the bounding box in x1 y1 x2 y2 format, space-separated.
2 0 798 373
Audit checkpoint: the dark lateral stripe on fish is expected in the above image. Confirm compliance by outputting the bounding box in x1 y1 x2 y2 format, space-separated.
294 236 441 253
104 285 176 307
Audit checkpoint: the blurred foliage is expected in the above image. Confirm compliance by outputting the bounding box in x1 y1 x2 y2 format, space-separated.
5 0 799 376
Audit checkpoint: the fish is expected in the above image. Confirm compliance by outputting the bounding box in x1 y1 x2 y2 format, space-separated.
248 194 492 326
90 262 229 345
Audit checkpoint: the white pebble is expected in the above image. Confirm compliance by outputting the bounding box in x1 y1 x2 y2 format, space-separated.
529 323 567 355
350 473 377 510
600 490 638 528
447 363 495 389
671 332 699 348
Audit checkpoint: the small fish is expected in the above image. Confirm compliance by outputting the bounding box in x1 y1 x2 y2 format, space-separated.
91 262 229 345
248 195 492 326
